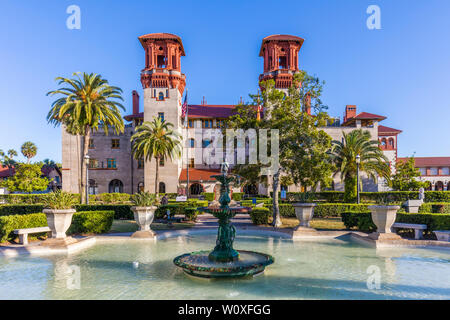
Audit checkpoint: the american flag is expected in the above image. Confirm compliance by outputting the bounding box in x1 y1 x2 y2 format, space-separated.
181 91 188 120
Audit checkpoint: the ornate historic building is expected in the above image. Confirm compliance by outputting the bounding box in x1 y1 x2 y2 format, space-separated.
61 33 401 196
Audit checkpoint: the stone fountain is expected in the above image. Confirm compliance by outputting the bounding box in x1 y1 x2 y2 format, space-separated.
173 162 274 278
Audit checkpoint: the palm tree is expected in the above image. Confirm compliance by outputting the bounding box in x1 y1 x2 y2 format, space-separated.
0 149 18 177
130 117 182 197
330 129 390 202
21 141 37 163
47 72 125 203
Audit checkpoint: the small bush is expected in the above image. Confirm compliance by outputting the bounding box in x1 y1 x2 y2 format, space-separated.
201 193 214 201
419 203 450 214
0 213 48 242
68 211 114 234
232 192 244 201
184 207 199 221
249 207 271 225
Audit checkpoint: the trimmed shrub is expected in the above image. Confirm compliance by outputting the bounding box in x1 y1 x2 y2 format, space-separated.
0 193 80 205
250 207 271 225
184 207 199 221
68 211 114 234
0 210 114 242
201 193 214 201
155 204 188 219
341 211 450 233
232 192 244 201
419 203 450 214
0 213 48 242
314 204 369 218
0 205 45 216
74 204 133 219
95 193 131 204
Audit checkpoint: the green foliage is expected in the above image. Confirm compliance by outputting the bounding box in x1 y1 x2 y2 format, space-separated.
390 157 430 191
232 192 244 201
1 164 49 193
74 204 133 219
249 207 271 225
297 192 315 203
330 129 391 203
0 205 44 216
94 193 131 204
131 117 182 196
0 149 18 169
155 204 188 219
68 211 114 234
131 191 157 207
42 191 78 209
314 204 369 218
201 192 214 201
0 210 114 242
0 213 48 242
341 212 450 233
184 207 199 221
419 203 450 214
21 141 37 163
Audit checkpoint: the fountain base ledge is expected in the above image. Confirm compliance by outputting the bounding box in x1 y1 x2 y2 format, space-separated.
173 250 274 278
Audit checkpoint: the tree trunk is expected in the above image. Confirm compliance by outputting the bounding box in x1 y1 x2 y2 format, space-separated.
272 169 282 227
80 126 91 204
155 156 160 198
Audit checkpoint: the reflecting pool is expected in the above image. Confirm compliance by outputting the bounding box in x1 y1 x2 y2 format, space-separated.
0 234 449 299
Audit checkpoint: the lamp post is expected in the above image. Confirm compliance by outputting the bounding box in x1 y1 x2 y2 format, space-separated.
356 154 361 204
85 155 90 205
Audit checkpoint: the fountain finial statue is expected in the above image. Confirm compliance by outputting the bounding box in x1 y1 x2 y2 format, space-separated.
173 161 274 278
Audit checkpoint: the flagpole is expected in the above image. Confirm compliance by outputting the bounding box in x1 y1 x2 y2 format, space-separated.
185 89 190 199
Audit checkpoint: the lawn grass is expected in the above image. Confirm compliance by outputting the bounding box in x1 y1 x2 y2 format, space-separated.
110 219 194 233
267 217 347 230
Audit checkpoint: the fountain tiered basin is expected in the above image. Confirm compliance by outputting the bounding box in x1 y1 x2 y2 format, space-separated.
173 165 275 278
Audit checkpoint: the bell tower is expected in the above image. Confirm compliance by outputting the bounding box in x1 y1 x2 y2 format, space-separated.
139 33 186 193
259 35 304 90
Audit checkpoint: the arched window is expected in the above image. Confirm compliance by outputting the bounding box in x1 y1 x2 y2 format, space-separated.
88 179 98 195
137 182 144 193
109 179 123 193
381 138 387 146
436 181 444 191
388 138 394 148
189 183 204 195
158 92 164 101
159 182 166 194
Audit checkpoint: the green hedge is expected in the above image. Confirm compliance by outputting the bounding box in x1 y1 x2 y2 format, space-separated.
341 212 450 233
75 204 133 219
249 208 271 225
201 193 214 201
419 203 450 214
232 192 244 201
260 203 369 218
0 205 45 216
0 210 114 242
184 207 199 221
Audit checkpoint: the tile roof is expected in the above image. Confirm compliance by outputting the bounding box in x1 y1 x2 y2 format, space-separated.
179 168 221 182
378 125 402 135
0 166 14 178
398 157 450 167
353 112 387 120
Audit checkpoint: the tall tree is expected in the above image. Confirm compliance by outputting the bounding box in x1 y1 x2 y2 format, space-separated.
47 72 125 203
130 117 182 198
21 141 37 163
1 163 50 193
391 157 430 191
330 129 391 202
227 71 332 226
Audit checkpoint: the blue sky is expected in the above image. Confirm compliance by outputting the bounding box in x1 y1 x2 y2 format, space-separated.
0 0 449 163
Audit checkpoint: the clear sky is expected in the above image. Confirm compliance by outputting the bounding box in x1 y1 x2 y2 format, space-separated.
1 0 449 163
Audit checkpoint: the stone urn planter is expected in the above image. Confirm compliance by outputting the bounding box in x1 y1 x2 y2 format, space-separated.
43 209 76 239
292 203 317 231
131 206 157 238
368 205 402 240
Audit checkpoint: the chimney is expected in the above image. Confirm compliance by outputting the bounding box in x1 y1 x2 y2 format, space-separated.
132 90 140 114
344 105 357 122
201 96 207 105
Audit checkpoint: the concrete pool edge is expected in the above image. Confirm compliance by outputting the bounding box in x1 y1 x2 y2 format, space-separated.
1 227 449 257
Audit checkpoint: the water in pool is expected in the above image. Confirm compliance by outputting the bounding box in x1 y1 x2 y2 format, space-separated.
0 234 449 299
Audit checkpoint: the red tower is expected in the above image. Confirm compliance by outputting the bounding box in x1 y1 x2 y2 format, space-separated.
138 33 186 95
259 34 304 89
